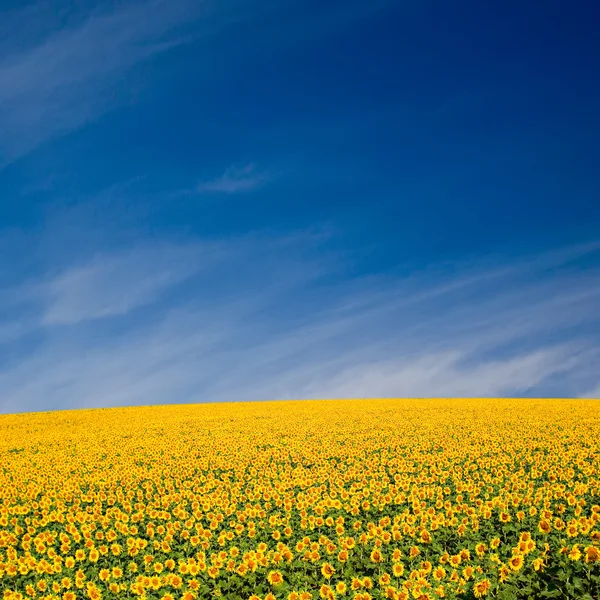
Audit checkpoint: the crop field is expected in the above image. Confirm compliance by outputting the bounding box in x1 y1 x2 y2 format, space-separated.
1 399 599 600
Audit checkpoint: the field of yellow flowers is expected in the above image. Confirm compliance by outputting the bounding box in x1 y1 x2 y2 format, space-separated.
1 399 599 600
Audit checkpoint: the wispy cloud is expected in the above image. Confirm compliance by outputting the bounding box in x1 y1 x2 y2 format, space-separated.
583 384 600 399
0 0 399 165
38 242 223 326
196 164 270 194
288 347 594 400
0 229 599 414
0 0 207 163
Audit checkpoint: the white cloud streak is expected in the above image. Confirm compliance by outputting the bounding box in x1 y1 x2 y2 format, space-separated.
0 0 208 163
0 232 599 414
39 242 222 325
196 164 270 194
0 0 398 165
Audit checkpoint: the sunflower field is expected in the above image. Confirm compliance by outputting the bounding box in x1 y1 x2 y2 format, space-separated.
1 399 599 600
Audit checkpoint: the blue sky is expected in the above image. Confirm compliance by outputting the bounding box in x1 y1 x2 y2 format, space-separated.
1 0 599 413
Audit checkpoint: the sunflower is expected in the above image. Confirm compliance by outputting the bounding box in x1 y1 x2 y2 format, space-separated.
538 520 551 534
370 549 383 563
508 555 523 571
568 545 582 561
585 546 600 563
319 563 335 579
519 532 531 543
566 524 578 537
449 555 461 567
531 558 544 571
383 586 396 599
420 561 432 574
336 581 347 594
473 579 490 598
87 585 102 600
267 570 284 586
497 565 509 582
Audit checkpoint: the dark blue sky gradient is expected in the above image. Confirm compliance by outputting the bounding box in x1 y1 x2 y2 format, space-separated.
3 0 599 264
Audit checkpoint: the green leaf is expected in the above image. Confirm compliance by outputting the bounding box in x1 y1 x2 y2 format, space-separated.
540 591 561 598
565 583 575 595
572 576 584 590
498 587 518 600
